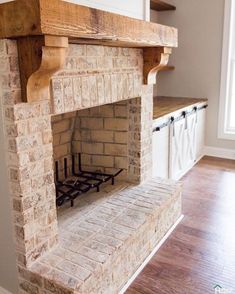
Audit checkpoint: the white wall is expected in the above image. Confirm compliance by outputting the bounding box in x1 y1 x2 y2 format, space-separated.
153 0 235 151
231 5 235 60
64 0 149 20
0 0 150 20
0 87 18 292
0 5 19 291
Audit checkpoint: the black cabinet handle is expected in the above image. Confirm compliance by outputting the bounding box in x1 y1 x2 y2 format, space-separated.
153 104 208 133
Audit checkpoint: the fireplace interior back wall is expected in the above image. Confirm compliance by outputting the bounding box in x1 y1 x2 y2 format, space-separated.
52 101 131 182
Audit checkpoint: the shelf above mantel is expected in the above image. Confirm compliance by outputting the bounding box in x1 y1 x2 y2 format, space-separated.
0 0 177 48
159 65 175 71
150 0 176 11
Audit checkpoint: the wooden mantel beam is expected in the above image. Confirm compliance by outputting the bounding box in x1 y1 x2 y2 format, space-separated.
0 0 178 48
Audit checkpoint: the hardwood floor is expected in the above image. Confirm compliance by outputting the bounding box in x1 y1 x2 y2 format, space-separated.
126 156 235 294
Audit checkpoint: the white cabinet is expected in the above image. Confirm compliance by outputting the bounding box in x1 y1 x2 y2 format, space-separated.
169 117 186 180
196 108 206 160
152 119 170 178
169 112 197 180
185 112 197 168
152 103 207 181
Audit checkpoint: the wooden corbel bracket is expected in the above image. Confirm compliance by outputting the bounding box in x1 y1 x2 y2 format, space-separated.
143 47 172 85
17 35 68 103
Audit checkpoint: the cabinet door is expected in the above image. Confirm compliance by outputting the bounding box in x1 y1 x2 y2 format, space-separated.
152 126 170 179
196 108 206 160
169 118 186 180
184 112 197 170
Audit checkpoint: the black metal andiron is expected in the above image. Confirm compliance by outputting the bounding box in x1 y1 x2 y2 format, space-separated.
55 153 123 207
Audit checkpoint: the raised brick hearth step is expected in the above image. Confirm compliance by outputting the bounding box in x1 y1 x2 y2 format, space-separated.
19 178 182 294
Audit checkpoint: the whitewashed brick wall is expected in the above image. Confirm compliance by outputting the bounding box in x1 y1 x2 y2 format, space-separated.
0 40 58 269
51 45 143 114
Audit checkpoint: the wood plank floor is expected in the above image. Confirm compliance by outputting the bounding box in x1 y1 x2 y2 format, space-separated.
126 156 235 294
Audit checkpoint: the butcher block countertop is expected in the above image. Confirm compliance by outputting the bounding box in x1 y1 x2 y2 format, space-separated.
153 96 208 120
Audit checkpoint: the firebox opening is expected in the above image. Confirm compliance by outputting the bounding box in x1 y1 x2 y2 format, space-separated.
51 100 133 208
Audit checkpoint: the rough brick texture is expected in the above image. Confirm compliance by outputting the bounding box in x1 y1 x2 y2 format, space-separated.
0 40 58 269
51 111 77 180
51 44 152 183
51 45 143 114
51 102 129 181
52 95 153 182
73 102 128 178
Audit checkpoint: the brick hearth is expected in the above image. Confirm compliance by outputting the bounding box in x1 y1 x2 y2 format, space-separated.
19 179 181 294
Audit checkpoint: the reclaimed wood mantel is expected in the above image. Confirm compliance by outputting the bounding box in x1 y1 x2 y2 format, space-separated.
0 0 178 102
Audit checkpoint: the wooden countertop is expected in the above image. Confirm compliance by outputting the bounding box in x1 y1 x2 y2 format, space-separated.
153 96 208 120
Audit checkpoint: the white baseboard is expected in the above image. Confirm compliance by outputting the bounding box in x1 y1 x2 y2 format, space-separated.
119 214 184 294
204 146 235 160
0 286 12 294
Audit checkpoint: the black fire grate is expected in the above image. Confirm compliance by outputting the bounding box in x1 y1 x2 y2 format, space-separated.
55 153 123 207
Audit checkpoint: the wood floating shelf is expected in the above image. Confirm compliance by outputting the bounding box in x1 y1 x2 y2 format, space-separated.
159 66 175 71
0 0 178 102
150 0 176 11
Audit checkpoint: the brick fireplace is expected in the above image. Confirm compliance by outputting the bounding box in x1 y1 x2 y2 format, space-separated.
1 38 182 294
0 1 181 293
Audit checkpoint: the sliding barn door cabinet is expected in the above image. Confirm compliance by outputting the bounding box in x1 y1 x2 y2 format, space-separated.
152 97 208 180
